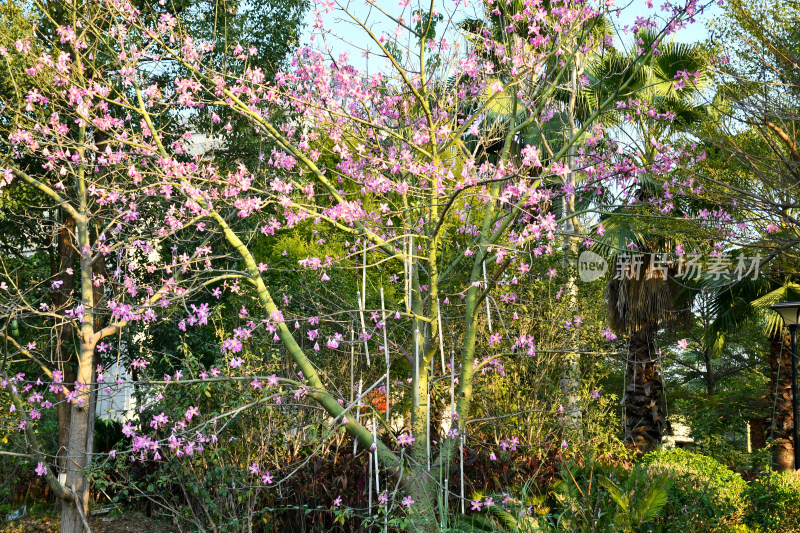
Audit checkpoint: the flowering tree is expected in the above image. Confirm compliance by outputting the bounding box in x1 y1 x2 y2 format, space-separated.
0 0 708 531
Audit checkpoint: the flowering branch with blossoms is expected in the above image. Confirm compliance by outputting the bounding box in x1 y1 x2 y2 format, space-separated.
0 0 715 530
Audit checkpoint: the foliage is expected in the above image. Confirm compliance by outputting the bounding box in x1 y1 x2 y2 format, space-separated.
744 471 800 533
640 448 748 531
0 0 777 531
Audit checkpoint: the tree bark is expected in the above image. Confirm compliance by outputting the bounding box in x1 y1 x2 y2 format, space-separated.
52 213 77 472
60 393 92 533
768 332 795 471
623 329 668 452
60 191 98 533
403 469 439 533
749 416 767 450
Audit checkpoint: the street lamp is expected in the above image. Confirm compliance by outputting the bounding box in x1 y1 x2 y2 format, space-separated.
770 301 800 470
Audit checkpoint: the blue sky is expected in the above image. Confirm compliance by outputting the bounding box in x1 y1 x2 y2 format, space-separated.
302 0 719 72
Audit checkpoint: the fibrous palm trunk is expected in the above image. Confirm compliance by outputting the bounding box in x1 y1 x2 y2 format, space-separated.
768 332 795 471
623 329 668 451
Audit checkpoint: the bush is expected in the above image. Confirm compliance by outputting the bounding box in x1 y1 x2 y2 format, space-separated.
745 471 800 532
639 448 747 532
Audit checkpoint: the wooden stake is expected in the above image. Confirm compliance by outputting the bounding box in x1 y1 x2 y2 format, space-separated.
380 287 391 429
361 247 370 366
409 235 414 313
460 433 465 514
357 290 370 366
350 328 354 408
483 260 492 332
450 351 455 414
404 237 410 314
437 297 446 374
414 325 419 408
354 378 362 455
426 389 431 470
373 418 380 499
369 421 373 514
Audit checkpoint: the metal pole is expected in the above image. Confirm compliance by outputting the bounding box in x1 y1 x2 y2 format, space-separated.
790 325 799 470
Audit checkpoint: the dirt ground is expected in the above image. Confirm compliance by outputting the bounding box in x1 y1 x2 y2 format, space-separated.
2 512 179 533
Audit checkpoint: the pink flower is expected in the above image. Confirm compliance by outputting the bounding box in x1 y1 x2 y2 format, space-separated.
471 499 482 511
677 338 688 350
333 496 342 507
35 462 47 476
601 328 617 341
397 433 416 447
262 472 273 484
402 496 414 508
249 463 260 475
487 80 503 94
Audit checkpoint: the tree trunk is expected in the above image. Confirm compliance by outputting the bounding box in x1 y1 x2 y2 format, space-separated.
52 213 77 472
749 416 767 450
704 347 715 397
60 193 99 532
768 332 795 471
60 343 94 533
403 468 439 533
60 401 92 533
623 329 668 452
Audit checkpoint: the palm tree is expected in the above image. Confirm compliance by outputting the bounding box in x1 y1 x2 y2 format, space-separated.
593 33 714 451
708 267 800 470
462 9 715 450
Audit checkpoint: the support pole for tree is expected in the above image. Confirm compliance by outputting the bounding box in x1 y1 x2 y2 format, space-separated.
357 289 370 366
373 419 380 497
380 287 390 429
426 389 431 470
414 325 420 408
450 352 455 413
350 328 354 416
790 325 799 470
369 421 373 514
437 297 446 375
483 261 492 332
405 237 411 314
459 432 465 514
354 378 363 456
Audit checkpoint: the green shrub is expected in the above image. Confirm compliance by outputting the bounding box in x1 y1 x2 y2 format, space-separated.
535 458 672 532
639 448 748 532
745 471 800 533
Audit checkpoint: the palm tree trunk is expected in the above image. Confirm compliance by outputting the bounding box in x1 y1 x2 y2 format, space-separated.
623 329 668 451
768 332 795 471
749 417 767 450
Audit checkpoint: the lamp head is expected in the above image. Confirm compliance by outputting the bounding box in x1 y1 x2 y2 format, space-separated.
770 301 800 330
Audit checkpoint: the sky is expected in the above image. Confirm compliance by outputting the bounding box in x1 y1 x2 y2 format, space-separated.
301 0 721 73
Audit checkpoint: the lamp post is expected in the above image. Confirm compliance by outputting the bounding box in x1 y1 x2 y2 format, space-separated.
770 301 800 470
